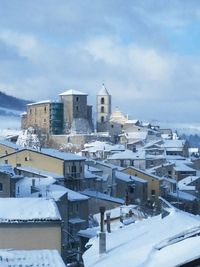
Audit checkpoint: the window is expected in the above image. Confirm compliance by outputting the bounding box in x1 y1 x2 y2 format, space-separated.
4 160 8 164
76 106 79 111
0 183 3 191
25 157 28 161
72 165 77 178
44 106 47 113
111 124 114 128
129 186 135 194
101 106 104 113
29 109 32 114
101 116 104 123
101 97 104 104
76 97 79 102
151 190 155 196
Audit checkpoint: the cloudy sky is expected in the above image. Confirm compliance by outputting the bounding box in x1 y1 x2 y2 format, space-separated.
0 0 200 123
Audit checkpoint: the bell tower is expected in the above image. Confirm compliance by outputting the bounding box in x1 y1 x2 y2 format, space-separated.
96 84 111 132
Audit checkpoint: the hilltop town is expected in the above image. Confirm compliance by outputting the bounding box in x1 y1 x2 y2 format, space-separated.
0 85 200 266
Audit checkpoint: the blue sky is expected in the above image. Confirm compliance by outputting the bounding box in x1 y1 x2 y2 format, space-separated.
0 0 200 123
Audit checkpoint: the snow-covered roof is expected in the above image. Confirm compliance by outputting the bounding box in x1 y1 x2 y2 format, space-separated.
163 139 186 149
41 148 86 161
97 84 110 96
115 171 147 183
59 89 87 96
173 162 196 172
0 249 65 267
178 176 200 187
15 165 64 179
122 131 148 140
0 198 61 223
123 166 163 181
108 149 146 160
27 100 52 106
83 207 200 267
81 190 124 204
0 164 15 175
32 184 89 202
16 176 57 197
83 141 125 153
0 139 21 150
169 190 197 201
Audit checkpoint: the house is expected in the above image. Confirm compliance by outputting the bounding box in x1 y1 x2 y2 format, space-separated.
172 161 197 181
81 140 125 160
0 198 62 252
107 149 146 169
162 139 189 157
107 149 166 170
114 170 148 204
123 166 164 204
0 249 66 267
0 164 17 197
0 148 86 190
15 177 89 255
158 128 173 140
24 100 64 135
87 160 123 196
83 200 200 267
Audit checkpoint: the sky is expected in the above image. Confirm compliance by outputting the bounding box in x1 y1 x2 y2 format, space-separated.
0 0 200 123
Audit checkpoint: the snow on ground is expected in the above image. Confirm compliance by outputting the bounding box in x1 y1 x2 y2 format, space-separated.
83 206 200 267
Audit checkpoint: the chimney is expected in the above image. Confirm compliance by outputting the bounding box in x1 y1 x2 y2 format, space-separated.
106 212 111 233
99 206 106 254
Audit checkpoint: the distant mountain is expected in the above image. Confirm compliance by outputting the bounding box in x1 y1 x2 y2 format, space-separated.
0 91 31 111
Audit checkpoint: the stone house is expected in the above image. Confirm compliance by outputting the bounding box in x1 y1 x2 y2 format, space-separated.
123 166 164 204
0 198 62 252
0 148 86 191
114 170 148 205
24 100 63 135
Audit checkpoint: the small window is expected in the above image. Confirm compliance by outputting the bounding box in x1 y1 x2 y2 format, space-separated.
151 190 155 196
76 106 79 111
101 116 104 123
76 97 79 102
121 125 123 128
0 183 3 191
101 106 104 113
25 157 28 161
44 118 46 123
129 186 134 194
111 124 114 128
101 97 104 104
44 106 47 113
5 160 8 164
29 109 32 114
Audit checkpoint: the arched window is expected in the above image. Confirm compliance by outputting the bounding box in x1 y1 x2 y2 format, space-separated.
101 106 104 113
101 97 104 104
101 116 104 123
